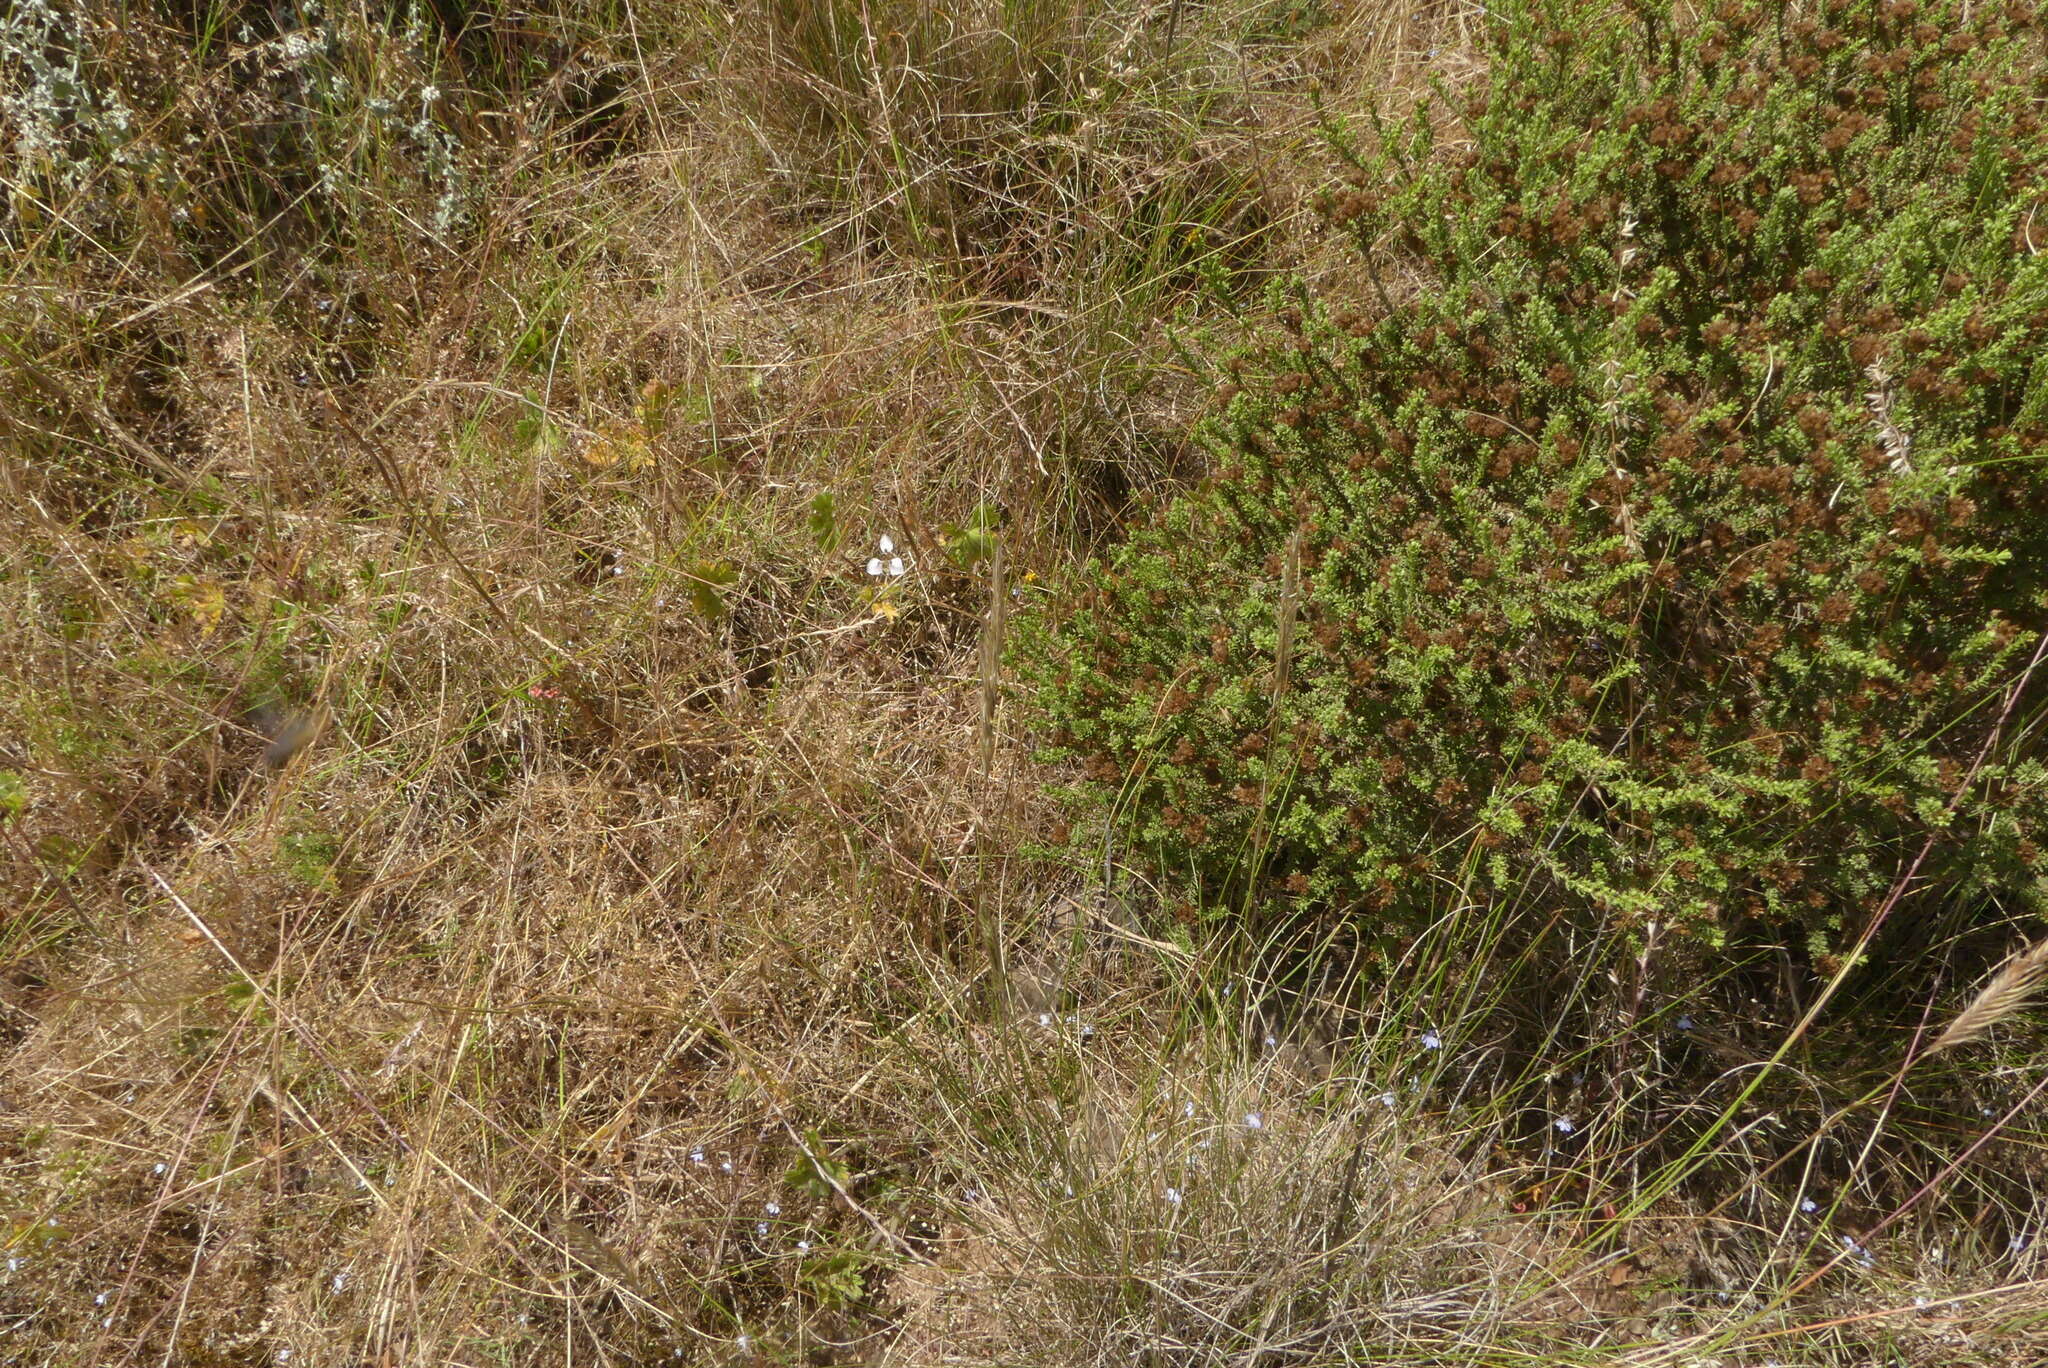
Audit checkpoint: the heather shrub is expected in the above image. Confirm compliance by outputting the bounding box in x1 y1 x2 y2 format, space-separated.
1020 0 2048 976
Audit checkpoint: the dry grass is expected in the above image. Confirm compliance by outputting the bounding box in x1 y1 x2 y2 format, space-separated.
1928 940 2048 1058
4 1 2048 1364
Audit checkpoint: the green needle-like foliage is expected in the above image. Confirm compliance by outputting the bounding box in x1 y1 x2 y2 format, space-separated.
1020 0 2048 978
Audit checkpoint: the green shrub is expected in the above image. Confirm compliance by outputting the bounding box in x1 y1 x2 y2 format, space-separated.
1019 0 2048 971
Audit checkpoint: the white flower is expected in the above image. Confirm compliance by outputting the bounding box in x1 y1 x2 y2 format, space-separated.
1379 1090 1398 1108
720 1160 733 1173
765 1202 780 1215
797 1240 811 1251
1181 1100 1195 1119
1676 1015 1695 1031
2012 1235 2030 1253
690 1149 706 1164
153 1162 166 1174
95 1291 107 1306
736 1333 752 1351
1554 1116 1574 1135
1243 1112 1263 1131
1801 1197 1819 1214
1421 1031 1443 1051
1262 1033 1278 1049
1164 1187 1182 1205
331 1272 348 1292
420 85 441 103
755 1222 768 1235
866 535 907 579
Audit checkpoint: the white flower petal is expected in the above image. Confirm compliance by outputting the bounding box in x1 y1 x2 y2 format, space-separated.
878 535 894 554
867 558 884 576
887 557 905 576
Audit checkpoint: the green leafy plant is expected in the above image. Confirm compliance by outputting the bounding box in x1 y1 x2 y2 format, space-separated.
785 1129 851 1200
1019 0 2048 978
809 490 841 550
278 828 341 891
941 500 1003 569
688 559 740 619
797 1247 872 1309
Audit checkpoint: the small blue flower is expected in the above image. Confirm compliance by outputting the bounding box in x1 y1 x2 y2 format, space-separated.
1421 1031 1442 1051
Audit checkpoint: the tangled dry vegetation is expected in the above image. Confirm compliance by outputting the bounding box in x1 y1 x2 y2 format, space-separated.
3 2 2047 1365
